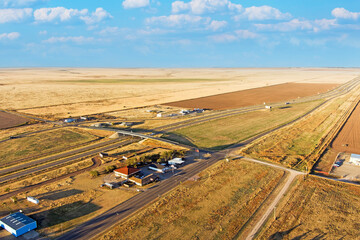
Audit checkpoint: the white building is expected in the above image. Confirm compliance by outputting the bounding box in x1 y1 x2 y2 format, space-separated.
26 196 39 204
350 154 360 166
168 158 185 165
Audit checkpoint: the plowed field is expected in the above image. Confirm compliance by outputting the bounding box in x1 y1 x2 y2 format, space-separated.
0 111 28 129
332 101 360 154
164 83 338 110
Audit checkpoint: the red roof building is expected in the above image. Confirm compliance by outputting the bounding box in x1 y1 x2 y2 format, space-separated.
114 166 141 179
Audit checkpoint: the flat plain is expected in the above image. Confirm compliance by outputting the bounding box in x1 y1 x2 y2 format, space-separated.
0 111 29 129
0 68 356 118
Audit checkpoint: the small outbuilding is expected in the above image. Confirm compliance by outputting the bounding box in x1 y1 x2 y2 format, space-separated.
0 212 37 237
26 196 39 205
350 154 360 166
148 163 170 173
168 158 185 165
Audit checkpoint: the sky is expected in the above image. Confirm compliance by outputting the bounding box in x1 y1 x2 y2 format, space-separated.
0 0 359 67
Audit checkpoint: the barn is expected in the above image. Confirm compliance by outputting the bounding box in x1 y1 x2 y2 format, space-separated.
0 212 37 237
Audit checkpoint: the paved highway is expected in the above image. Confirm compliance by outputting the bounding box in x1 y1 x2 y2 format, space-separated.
0 137 138 183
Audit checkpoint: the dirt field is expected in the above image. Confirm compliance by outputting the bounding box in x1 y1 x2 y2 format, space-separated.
257 176 360 240
0 68 356 118
332 101 360 154
165 83 338 110
0 111 29 129
99 160 284 240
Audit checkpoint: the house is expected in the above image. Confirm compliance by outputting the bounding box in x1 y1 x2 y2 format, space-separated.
0 212 37 237
129 174 159 186
114 166 141 179
148 163 170 173
350 154 360 166
26 196 39 204
168 158 185 165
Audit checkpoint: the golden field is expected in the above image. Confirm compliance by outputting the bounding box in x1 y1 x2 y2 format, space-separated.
0 68 357 118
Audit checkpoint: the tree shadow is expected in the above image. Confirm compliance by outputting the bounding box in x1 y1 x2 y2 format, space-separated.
269 224 302 240
32 201 101 228
36 189 83 201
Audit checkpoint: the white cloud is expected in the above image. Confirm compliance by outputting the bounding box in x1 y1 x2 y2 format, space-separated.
34 7 111 24
235 5 291 21
210 29 258 42
0 8 32 23
0 32 20 40
255 18 337 32
98 27 120 36
146 14 210 27
172 0 242 14
80 8 112 25
34 7 88 22
0 0 47 7
43 36 94 44
39 30 47 35
123 0 149 9
208 20 227 31
332 8 360 20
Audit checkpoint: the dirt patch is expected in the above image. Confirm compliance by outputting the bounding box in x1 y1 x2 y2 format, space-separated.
164 83 339 110
332 101 360 154
0 111 29 129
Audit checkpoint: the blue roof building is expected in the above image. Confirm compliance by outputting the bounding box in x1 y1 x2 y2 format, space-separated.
0 212 37 237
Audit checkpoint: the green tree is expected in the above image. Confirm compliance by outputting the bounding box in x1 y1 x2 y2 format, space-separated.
89 170 100 178
4 187 10 193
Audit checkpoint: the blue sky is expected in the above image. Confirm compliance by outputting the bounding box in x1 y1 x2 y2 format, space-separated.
0 0 359 67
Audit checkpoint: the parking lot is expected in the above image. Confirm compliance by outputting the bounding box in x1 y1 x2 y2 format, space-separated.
331 152 360 180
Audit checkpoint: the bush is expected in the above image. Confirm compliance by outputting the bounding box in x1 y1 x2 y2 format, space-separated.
4 187 10 193
89 170 100 178
105 165 116 173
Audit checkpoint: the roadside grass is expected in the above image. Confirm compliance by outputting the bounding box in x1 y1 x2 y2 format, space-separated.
257 176 360 239
99 160 284 240
240 92 357 171
164 100 323 150
0 128 98 166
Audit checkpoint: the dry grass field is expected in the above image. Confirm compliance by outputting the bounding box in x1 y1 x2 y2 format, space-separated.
257 176 360 240
99 160 284 240
164 100 323 150
0 123 56 140
239 89 358 171
165 83 338 110
0 68 356 118
0 128 98 167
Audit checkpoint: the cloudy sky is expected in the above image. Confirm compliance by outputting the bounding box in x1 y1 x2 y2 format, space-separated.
0 0 359 67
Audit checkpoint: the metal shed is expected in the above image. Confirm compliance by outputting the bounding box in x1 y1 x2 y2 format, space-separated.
0 212 37 237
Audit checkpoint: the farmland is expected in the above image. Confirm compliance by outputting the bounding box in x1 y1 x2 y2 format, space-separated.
0 128 98 167
165 83 338 110
257 176 360 239
100 160 284 240
0 111 29 129
239 89 359 171
0 68 355 118
164 100 323 150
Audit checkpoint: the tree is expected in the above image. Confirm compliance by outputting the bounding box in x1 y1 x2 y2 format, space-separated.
10 196 17 203
4 187 10 193
89 170 100 178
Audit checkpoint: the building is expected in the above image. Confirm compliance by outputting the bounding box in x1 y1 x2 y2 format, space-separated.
148 163 170 173
0 212 37 237
114 166 141 179
26 196 39 204
265 106 272 109
129 174 158 186
350 154 360 166
168 158 185 165
64 118 75 123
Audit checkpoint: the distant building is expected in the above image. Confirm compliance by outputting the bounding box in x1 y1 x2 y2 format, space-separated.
148 163 170 173
0 212 37 237
265 106 272 109
156 113 163 118
64 118 75 123
114 166 141 179
26 196 39 204
350 154 360 166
